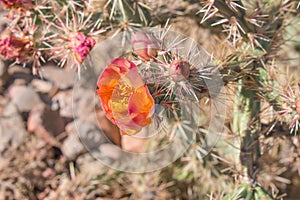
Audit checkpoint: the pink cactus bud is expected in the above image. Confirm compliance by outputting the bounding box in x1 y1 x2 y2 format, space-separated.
68 32 96 63
131 30 159 61
168 61 190 82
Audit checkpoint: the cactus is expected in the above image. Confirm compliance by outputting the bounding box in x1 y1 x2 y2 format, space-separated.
0 0 299 199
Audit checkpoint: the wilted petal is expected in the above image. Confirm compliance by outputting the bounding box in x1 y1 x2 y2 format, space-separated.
0 34 33 62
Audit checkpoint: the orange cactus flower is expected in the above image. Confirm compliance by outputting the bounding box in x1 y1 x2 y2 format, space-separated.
96 58 154 135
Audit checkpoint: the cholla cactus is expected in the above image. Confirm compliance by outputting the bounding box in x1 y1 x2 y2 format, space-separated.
195 0 300 199
0 22 44 73
0 32 33 61
0 0 300 199
96 29 214 136
168 61 190 82
280 84 300 133
68 32 96 64
0 0 104 74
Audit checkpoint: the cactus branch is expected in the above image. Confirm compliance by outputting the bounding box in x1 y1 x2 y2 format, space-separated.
233 77 261 183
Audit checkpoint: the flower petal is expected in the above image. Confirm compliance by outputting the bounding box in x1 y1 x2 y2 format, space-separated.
96 58 136 124
128 86 154 127
97 57 155 135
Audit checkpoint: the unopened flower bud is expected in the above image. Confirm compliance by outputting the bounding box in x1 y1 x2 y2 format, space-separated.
131 30 159 61
168 61 190 82
68 32 96 63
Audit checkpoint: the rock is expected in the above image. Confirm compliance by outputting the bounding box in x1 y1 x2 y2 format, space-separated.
99 143 121 160
74 88 95 121
13 79 26 85
52 90 73 118
31 79 54 93
8 85 42 112
0 16 8 33
0 103 27 152
75 119 107 149
62 120 108 159
76 153 96 167
0 95 8 116
7 65 33 84
27 104 64 147
72 86 121 145
40 64 76 90
0 59 8 91
7 65 31 75
61 131 85 160
0 58 6 76
42 168 55 179
27 104 65 137
76 153 106 178
65 121 76 134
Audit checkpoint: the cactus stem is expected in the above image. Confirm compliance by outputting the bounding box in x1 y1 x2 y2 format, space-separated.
233 78 261 184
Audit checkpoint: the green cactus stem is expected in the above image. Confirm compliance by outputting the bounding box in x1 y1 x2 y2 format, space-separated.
233 77 261 183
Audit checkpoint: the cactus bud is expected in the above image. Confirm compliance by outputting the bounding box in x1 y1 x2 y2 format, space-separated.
168 61 190 82
68 32 96 64
131 30 159 61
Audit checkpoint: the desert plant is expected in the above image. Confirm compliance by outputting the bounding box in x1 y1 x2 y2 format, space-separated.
0 0 299 199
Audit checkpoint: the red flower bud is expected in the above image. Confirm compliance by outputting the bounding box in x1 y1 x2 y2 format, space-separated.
168 61 190 82
68 32 96 63
131 30 159 61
